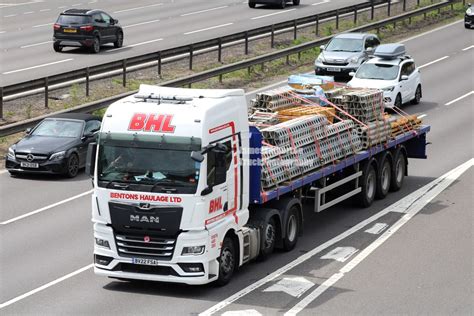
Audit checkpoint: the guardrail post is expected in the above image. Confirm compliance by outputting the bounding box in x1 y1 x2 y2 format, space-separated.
157 52 162 79
85 67 90 97
44 77 49 109
218 38 222 63
261 62 264 72
298 52 301 61
189 45 194 70
219 74 223 83
417 0 420 6
271 25 275 48
315 15 319 36
388 0 391 17
336 9 339 29
371 1 375 20
122 60 127 87
0 87 3 120
286 55 290 65
403 0 406 11
245 31 249 55
354 6 358 25
293 20 297 40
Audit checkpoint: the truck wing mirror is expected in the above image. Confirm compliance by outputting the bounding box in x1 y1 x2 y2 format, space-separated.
86 142 97 177
191 151 204 162
201 186 213 196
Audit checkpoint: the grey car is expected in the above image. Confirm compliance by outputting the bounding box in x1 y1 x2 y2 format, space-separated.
314 33 380 78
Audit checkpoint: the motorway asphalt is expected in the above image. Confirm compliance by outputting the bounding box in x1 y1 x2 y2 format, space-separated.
0 20 473 315
1 0 388 86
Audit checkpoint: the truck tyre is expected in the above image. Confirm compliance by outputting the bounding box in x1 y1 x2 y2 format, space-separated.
216 237 236 286
376 155 391 199
65 153 79 178
358 162 376 207
258 217 276 261
390 149 406 192
283 206 300 251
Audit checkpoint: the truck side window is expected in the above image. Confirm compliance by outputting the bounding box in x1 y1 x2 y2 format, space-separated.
207 141 232 187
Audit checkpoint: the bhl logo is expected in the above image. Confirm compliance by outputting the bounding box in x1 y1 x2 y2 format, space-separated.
209 197 223 214
128 113 175 133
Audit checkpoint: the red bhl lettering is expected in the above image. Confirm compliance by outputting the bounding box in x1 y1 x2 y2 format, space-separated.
129 113 176 133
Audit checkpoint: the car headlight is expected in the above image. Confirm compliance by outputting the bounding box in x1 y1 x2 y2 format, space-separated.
349 56 359 64
7 147 15 160
467 8 473 15
182 245 205 256
316 54 325 63
382 86 395 92
95 238 110 249
49 151 66 161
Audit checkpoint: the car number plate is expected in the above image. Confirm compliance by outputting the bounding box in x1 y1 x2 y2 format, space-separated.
133 258 160 266
64 28 77 33
327 67 341 72
20 162 39 168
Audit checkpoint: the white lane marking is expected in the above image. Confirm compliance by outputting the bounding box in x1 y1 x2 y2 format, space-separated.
33 22 54 28
0 31 5 34
365 223 388 234
263 277 314 298
39 8 50 12
445 91 474 106
2 59 73 75
184 23 233 35
58 6 66 9
71 3 82 6
23 11 34 14
0 189 92 225
180 5 228 17
285 159 473 316
4 14 17 17
462 45 474 51
418 56 449 69
20 40 53 48
251 9 296 20
312 0 330 6
320 247 359 262
400 20 463 43
123 19 160 29
106 38 163 52
113 3 163 14
222 310 262 316
88 0 97 3
0 1 42 8
0 264 93 309
200 159 473 316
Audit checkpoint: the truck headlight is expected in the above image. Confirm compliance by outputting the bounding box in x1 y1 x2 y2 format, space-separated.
49 151 66 161
382 86 395 92
182 245 205 255
95 238 110 249
7 147 15 160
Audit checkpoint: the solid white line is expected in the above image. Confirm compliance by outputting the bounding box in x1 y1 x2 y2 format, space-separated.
20 40 53 48
200 159 473 316
312 0 330 6
113 3 163 14
400 20 463 43
123 19 160 29
0 264 93 309
445 91 474 106
33 22 54 28
184 23 233 35
2 59 73 75
180 6 228 17
106 38 163 52
418 56 449 69
0 190 93 225
251 9 296 20
285 159 473 315
462 45 474 51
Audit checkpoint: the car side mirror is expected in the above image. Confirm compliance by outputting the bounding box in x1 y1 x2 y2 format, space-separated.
113 19 118 24
25 128 32 134
86 142 97 178
349 71 355 77
400 75 409 81
319 45 325 51
365 47 374 53
201 186 213 196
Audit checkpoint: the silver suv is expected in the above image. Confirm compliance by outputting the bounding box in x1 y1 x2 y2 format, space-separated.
314 33 380 78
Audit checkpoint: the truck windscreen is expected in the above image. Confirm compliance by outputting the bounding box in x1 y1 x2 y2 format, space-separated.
97 136 201 194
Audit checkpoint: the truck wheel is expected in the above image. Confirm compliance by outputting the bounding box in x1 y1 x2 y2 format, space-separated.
376 156 391 199
390 149 406 192
358 162 376 207
283 206 300 251
258 217 276 261
216 237 236 286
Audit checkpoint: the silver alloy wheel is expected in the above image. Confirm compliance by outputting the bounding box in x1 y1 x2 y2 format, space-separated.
68 154 79 177
264 223 275 249
381 163 390 192
220 247 234 275
286 214 297 243
396 158 404 184
367 171 375 200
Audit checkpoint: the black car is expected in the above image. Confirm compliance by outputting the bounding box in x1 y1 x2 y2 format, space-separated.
53 9 123 53
248 0 300 9
6 113 102 178
465 4 474 29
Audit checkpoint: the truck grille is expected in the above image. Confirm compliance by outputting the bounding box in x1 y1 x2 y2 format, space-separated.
114 234 176 260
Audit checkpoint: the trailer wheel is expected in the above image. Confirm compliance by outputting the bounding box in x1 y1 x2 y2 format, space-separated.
216 237 236 286
376 156 391 199
258 217 276 261
390 149 406 192
358 162 376 207
283 206 300 251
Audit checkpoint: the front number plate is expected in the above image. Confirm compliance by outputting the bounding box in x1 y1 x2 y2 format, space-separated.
133 258 160 266
20 162 39 168
326 67 341 72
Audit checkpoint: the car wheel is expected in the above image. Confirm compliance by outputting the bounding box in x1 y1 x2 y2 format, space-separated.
293 0 300 5
248 1 256 8
411 85 422 105
91 37 100 53
114 31 123 48
65 153 79 178
216 237 236 286
280 0 286 9
53 42 63 52
394 93 402 108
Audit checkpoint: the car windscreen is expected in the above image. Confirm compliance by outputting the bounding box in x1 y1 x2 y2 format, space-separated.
32 119 83 138
57 15 91 24
326 38 363 52
355 63 400 80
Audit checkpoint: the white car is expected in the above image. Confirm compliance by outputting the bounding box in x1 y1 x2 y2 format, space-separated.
347 44 422 108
